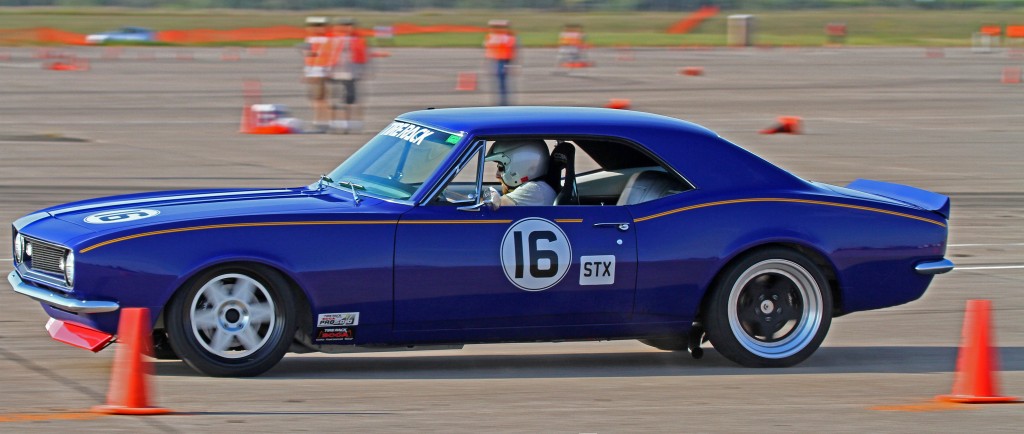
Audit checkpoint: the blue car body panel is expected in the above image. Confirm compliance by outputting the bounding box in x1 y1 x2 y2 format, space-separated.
10 107 950 351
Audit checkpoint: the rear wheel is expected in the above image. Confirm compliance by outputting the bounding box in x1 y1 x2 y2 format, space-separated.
166 264 296 377
705 248 832 367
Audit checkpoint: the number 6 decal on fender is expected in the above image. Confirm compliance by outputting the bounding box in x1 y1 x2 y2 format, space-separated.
500 218 572 291
84 208 161 224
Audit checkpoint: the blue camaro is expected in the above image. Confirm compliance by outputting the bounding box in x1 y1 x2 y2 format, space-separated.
8 107 953 376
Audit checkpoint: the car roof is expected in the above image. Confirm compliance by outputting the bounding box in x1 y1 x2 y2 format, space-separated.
400 106 808 194
398 106 718 139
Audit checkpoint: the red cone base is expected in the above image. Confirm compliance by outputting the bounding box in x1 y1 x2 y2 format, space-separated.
455 72 477 91
759 116 802 134
605 98 631 110
936 300 1018 404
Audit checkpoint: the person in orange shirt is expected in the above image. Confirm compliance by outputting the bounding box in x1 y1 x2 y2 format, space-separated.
301 16 331 132
326 17 369 134
557 23 587 70
483 20 517 106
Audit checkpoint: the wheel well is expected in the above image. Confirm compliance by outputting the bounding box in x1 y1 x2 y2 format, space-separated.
155 261 313 338
697 243 843 324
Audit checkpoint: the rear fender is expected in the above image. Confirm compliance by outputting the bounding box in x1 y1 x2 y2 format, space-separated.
846 179 949 219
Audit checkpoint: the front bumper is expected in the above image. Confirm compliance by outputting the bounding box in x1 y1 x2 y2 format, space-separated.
7 271 120 314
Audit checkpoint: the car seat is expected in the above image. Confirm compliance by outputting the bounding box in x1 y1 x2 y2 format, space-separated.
546 142 579 205
616 170 680 205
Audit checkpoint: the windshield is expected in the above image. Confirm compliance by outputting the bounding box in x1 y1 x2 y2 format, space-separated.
326 121 463 201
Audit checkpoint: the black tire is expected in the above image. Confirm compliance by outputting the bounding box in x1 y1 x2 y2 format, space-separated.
166 264 296 377
704 248 832 367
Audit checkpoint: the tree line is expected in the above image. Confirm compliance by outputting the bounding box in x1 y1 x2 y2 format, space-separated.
2 0 1022 10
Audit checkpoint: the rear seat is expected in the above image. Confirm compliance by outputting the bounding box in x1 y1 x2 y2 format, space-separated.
616 170 682 205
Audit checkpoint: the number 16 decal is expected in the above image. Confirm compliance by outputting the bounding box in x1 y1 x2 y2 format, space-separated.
500 218 571 291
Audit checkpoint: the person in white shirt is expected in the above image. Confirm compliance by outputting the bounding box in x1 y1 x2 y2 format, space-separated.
485 140 556 208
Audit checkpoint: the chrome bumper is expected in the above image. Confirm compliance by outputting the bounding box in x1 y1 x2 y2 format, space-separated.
7 271 120 314
915 259 955 275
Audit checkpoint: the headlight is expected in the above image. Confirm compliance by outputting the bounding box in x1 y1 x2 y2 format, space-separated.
13 233 24 264
60 250 75 286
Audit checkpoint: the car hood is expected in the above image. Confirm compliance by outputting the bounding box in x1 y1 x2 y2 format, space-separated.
14 187 397 248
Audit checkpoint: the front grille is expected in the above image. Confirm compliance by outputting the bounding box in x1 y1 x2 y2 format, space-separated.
27 237 66 275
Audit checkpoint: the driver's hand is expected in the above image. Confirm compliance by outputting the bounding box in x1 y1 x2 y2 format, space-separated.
487 187 501 210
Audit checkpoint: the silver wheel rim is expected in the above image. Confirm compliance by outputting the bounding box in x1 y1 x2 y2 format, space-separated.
727 259 823 359
189 273 277 359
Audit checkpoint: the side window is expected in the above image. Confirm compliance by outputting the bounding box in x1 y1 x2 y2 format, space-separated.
430 137 691 207
572 138 692 206
429 146 482 206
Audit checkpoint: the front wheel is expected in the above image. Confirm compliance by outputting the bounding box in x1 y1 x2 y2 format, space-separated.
166 264 296 377
704 248 832 367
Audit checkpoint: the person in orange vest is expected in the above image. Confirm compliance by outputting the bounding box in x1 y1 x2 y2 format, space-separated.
483 20 517 106
301 16 331 132
326 17 369 134
557 23 587 70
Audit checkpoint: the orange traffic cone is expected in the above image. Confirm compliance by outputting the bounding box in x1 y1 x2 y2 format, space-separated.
937 300 1018 404
46 56 88 71
680 66 704 76
925 47 945 58
759 116 802 134
615 45 635 61
222 47 241 62
1001 67 1021 84
455 72 477 91
561 60 593 69
240 105 255 133
605 98 631 110
92 308 172 415
239 80 261 133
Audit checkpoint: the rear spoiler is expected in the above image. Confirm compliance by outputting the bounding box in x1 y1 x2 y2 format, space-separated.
847 179 950 219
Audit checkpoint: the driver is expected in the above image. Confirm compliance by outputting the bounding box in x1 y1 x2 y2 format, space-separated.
485 139 556 208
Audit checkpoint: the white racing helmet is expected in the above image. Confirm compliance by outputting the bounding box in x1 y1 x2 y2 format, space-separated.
485 140 549 188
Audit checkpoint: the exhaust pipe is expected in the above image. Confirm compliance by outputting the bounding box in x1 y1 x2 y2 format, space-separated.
687 325 705 359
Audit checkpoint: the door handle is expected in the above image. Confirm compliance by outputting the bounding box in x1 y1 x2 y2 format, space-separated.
593 222 630 231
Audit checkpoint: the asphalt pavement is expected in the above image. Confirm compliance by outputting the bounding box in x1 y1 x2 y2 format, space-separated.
0 45 1021 432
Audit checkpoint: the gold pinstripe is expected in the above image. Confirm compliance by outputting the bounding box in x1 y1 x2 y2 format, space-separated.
79 220 398 253
79 219 534 253
398 220 513 224
83 198 937 254
633 198 946 227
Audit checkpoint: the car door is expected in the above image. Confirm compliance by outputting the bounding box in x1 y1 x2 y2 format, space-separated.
393 143 637 332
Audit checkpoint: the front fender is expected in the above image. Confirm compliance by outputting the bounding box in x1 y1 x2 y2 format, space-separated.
73 219 398 333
